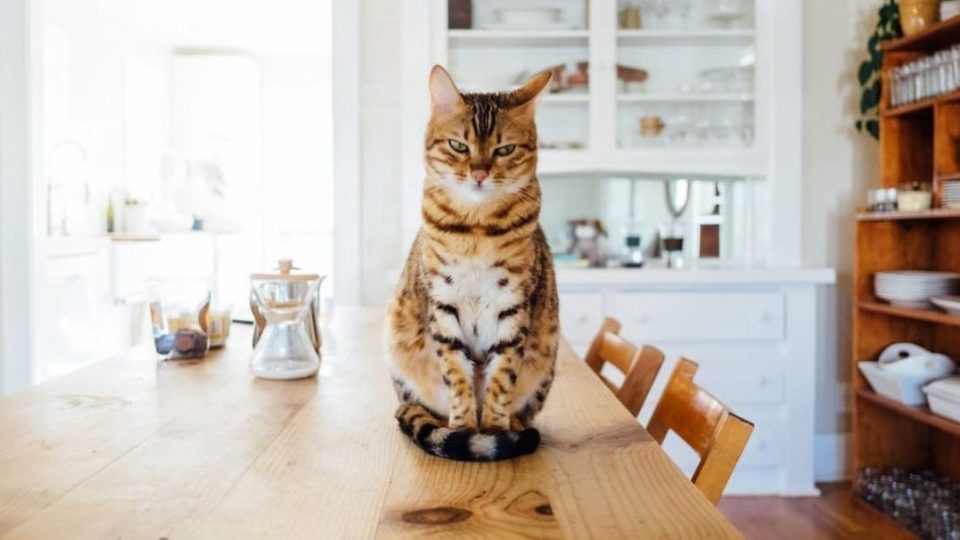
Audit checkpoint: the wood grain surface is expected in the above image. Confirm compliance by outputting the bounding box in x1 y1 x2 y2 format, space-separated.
0 309 740 539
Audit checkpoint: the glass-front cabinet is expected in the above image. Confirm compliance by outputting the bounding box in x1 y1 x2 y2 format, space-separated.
403 0 800 268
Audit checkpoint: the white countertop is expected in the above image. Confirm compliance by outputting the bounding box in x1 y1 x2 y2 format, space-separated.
556 265 836 286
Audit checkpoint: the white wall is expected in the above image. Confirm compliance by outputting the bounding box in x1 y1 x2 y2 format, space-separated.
802 0 880 442
0 0 34 394
359 0 405 306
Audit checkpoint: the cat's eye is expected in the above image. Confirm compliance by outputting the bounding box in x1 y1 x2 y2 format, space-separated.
494 144 516 157
448 139 469 154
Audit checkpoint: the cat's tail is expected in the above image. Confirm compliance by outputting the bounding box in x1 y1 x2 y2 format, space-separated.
395 402 540 462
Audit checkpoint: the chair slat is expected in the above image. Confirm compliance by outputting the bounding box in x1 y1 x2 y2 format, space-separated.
647 358 755 505
583 317 665 417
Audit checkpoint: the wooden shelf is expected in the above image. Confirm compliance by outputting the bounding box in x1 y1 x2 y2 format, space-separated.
882 90 960 118
858 298 960 327
856 208 960 221
617 93 754 103
884 15 960 52
849 496 920 540
857 388 960 438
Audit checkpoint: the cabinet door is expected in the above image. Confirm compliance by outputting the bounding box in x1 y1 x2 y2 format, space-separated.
36 249 131 381
558 290 604 353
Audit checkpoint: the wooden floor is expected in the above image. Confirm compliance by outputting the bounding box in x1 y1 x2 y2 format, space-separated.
718 483 917 540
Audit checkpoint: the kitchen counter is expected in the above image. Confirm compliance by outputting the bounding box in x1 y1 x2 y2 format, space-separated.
0 309 739 538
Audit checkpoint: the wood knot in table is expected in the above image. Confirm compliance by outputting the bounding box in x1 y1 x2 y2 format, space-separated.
505 490 556 521
401 506 472 525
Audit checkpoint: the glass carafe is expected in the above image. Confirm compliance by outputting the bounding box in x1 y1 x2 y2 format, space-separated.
249 261 321 380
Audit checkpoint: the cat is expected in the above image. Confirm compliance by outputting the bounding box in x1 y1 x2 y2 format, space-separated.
386 65 560 462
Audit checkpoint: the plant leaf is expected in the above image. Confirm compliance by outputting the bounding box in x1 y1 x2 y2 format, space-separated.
866 119 880 140
861 79 881 113
855 119 864 131
858 60 873 85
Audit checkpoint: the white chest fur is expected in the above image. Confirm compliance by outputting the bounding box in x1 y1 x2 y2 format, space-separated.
431 254 519 360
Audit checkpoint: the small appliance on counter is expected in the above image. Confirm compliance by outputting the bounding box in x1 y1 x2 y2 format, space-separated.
249 259 324 380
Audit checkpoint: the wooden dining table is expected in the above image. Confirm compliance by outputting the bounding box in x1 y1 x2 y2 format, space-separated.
0 308 741 539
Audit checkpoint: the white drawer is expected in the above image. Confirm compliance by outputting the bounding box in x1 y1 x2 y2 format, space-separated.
558 290 604 342
646 345 785 405
608 291 784 342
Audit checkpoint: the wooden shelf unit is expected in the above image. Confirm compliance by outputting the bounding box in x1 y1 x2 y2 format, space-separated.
853 16 960 524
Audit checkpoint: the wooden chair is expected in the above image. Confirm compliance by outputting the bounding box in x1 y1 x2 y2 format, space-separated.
647 358 754 505
583 317 665 416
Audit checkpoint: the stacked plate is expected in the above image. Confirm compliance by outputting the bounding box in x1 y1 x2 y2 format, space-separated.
943 180 960 209
875 271 960 308
932 296 960 316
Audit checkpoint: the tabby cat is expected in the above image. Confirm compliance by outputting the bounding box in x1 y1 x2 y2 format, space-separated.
386 65 560 461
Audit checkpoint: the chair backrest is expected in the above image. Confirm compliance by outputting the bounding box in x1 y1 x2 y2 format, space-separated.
647 358 754 505
584 317 666 416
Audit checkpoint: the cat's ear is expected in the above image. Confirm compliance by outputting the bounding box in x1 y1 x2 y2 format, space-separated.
509 70 553 117
429 65 463 115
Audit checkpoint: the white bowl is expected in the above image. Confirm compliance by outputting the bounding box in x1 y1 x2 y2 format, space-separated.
942 0 960 20
859 362 932 405
451 70 527 93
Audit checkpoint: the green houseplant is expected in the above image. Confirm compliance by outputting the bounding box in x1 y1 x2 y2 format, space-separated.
856 0 903 140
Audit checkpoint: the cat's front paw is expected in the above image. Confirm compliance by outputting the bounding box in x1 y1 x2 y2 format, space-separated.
448 411 478 431
479 410 511 432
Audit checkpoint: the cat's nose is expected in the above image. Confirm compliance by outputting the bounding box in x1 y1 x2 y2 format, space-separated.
471 170 488 185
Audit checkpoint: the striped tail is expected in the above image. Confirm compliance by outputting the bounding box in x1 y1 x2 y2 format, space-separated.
395 403 540 462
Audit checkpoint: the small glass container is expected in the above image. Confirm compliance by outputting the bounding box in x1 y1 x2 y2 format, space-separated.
249 260 321 380
898 181 932 212
659 221 686 269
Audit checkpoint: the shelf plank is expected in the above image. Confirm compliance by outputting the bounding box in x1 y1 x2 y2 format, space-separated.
448 29 589 47
858 299 960 327
617 93 754 103
856 208 960 221
541 94 589 104
849 497 918 540
936 171 960 182
617 29 755 43
883 90 960 118
857 388 960 438
883 15 960 52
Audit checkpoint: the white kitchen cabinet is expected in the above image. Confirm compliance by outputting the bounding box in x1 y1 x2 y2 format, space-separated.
33 239 132 382
557 268 834 496
402 0 802 266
